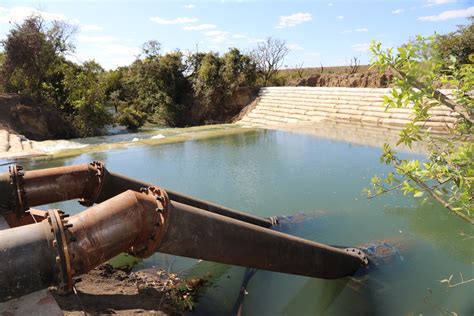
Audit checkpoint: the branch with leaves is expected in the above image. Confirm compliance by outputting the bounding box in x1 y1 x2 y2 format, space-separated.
366 33 473 223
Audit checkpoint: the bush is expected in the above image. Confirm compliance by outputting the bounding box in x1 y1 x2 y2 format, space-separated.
117 106 146 130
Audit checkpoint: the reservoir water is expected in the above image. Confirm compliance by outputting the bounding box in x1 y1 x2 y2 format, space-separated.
3 127 472 315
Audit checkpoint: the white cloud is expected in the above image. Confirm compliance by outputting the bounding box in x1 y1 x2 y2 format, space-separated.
183 23 216 31
288 43 303 51
149 16 198 25
77 35 117 43
392 9 405 14
276 12 312 29
232 34 247 39
337 15 344 20
0 6 67 24
247 37 265 43
418 6 474 21
328 3 333 6
204 30 227 37
352 43 370 52
204 30 230 43
81 24 103 32
424 0 457 7
71 42 140 70
341 28 369 34
183 4 196 9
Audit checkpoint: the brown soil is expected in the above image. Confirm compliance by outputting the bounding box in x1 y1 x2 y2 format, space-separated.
53 264 206 316
292 71 393 88
0 93 74 140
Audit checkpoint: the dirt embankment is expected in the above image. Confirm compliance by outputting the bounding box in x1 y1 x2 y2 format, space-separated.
0 93 74 141
292 71 394 88
54 264 207 315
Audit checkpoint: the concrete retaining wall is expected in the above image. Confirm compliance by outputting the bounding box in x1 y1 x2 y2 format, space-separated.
0 129 39 159
237 87 458 131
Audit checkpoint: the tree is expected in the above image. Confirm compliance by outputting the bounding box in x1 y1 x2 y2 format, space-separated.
367 35 473 223
0 15 75 101
251 37 289 85
140 40 161 59
63 60 112 136
436 16 473 64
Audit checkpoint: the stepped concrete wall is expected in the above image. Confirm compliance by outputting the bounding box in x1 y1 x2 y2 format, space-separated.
237 87 458 132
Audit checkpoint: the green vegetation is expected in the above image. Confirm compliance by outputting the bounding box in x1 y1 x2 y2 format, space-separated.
0 15 291 137
367 22 473 223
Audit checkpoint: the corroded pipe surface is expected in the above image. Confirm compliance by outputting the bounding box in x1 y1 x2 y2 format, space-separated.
97 170 273 228
0 188 168 302
157 201 366 279
0 162 105 217
68 188 168 275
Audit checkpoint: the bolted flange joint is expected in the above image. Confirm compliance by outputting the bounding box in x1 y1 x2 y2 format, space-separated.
129 186 170 258
344 247 369 266
79 161 106 207
8 165 28 218
47 209 74 294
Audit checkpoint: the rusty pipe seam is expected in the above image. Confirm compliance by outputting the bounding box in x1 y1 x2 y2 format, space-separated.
0 188 168 301
0 161 105 217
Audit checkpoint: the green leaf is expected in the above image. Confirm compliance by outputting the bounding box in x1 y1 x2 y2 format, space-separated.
414 191 424 198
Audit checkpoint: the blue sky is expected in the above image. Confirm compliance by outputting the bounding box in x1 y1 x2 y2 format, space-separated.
0 0 472 70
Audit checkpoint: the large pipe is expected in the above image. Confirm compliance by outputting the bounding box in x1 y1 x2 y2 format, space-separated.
96 170 273 228
0 163 272 228
159 201 366 279
0 162 104 218
0 188 167 302
0 187 366 302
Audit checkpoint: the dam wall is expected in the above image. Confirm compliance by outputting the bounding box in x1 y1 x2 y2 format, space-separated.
237 87 458 131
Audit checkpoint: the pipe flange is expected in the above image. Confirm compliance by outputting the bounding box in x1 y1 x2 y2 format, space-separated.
129 186 170 258
9 165 27 217
47 209 74 294
344 247 369 266
79 161 106 207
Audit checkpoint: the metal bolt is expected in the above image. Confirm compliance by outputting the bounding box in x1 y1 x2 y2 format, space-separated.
64 223 73 229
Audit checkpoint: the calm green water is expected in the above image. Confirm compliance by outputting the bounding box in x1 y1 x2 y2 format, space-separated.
5 129 473 315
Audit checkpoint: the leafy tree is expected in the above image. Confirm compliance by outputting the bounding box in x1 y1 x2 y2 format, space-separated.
117 106 146 130
63 60 112 136
251 37 289 85
190 48 257 123
0 15 75 101
126 49 193 127
368 35 473 223
436 16 473 64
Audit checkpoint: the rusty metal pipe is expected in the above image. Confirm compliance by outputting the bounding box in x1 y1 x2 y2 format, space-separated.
0 162 105 217
0 188 167 302
97 170 273 228
1 163 272 229
157 201 366 279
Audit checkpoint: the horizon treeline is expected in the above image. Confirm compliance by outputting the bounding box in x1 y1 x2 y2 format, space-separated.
0 15 289 137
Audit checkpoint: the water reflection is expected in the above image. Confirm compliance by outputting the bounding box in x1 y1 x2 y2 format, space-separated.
3 127 472 315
